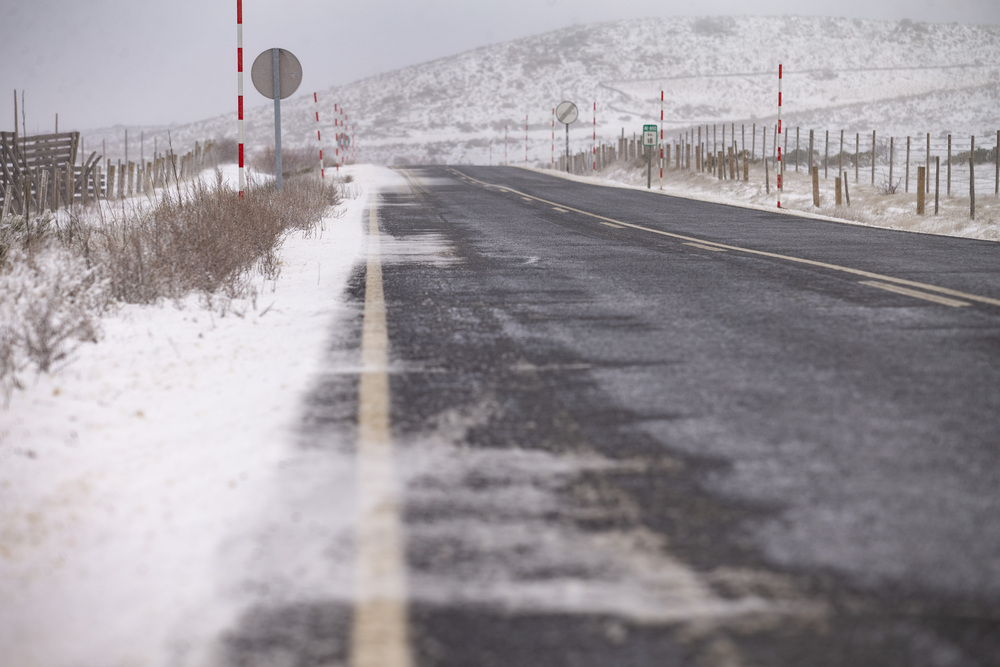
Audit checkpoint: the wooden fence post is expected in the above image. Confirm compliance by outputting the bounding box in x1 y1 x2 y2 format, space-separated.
812 166 820 207
835 175 842 206
808 129 814 170
839 129 844 179
889 137 895 190
713 124 717 175
926 133 931 194
843 171 851 206
917 166 925 215
905 136 910 193
995 129 999 196
871 130 876 185
765 148 770 194
935 156 940 215
824 129 829 178
970 135 976 221
795 127 800 172
947 134 952 196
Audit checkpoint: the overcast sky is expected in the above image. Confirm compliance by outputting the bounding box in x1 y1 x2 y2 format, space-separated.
2 0 998 133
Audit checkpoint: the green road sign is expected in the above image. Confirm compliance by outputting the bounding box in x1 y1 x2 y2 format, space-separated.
642 124 658 147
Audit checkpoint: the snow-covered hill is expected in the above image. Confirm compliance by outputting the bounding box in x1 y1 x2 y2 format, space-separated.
91 15 1000 166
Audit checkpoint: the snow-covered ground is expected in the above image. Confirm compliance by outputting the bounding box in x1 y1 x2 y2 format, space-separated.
555 158 1000 241
0 164 380 666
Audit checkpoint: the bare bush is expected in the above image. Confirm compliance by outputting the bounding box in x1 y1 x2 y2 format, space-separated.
251 146 320 176
0 241 110 379
1 213 57 264
878 177 902 195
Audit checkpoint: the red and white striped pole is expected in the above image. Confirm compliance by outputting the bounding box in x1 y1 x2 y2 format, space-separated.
777 64 783 208
313 92 325 179
660 89 664 189
333 104 339 174
592 101 596 173
236 0 245 197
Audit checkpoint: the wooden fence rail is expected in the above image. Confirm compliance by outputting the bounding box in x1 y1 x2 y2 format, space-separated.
1 131 215 217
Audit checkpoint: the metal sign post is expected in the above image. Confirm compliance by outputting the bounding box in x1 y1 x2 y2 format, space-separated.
556 101 578 173
251 48 302 192
643 124 657 189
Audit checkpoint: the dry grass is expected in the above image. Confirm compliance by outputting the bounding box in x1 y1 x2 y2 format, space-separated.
251 146 321 177
0 171 341 391
92 171 337 303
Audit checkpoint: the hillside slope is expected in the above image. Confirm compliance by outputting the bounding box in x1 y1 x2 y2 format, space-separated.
94 15 1000 166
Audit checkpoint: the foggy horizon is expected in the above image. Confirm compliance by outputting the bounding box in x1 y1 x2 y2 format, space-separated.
2 0 999 133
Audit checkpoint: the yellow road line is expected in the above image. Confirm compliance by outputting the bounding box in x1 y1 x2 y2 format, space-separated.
859 280 970 308
350 197 414 667
452 168 1000 310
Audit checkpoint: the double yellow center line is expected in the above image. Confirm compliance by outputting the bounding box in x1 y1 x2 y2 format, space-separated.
450 168 1000 310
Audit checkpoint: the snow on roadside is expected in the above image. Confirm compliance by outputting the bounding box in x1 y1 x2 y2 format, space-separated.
533 162 1000 242
0 165 390 666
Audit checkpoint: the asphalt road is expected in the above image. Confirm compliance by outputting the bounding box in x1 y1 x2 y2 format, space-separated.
231 166 1000 667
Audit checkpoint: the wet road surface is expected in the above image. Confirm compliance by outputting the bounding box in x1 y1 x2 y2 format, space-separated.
232 165 1000 666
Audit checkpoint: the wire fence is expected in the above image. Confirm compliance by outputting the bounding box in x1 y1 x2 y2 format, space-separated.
554 123 999 218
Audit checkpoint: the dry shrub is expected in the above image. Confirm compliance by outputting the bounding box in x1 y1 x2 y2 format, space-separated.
0 240 110 392
251 146 320 177
94 172 339 303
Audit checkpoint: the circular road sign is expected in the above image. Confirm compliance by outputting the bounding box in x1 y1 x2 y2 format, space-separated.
556 101 579 125
251 48 303 100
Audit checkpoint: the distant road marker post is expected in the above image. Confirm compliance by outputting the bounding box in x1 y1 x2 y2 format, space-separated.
313 92 325 179
659 91 664 188
777 63 784 208
236 0 245 197
643 124 658 189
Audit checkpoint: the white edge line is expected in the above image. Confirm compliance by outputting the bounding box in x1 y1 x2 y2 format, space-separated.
860 280 970 308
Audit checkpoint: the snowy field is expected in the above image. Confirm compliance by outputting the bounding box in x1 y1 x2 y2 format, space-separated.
0 164 380 666
572 158 1000 241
